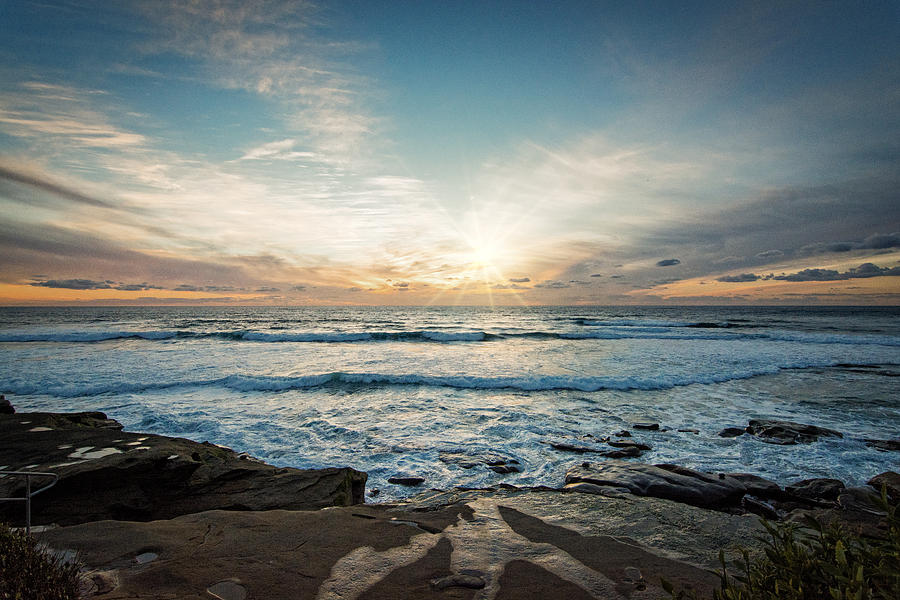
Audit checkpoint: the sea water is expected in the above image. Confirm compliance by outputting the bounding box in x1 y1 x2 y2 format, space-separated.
1 306 898 500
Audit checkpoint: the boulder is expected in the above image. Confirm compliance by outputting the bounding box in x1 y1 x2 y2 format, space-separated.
0 411 366 526
565 461 747 509
607 440 652 451
868 471 900 502
0 395 13 415
439 450 519 472
746 419 842 444
388 476 425 486
725 473 783 499
786 478 845 502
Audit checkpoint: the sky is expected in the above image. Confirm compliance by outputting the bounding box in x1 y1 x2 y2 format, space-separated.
0 0 898 306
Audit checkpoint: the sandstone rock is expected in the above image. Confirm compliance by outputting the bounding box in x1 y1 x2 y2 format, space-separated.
0 411 366 526
868 471 900 501
0 395 13 415
431 573 486 590
786 478 845 502
746 419 842 444
717 427 745 438
565 461 747 509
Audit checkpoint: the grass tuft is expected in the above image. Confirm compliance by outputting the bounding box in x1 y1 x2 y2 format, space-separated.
0 522 82 600
665 488 900 600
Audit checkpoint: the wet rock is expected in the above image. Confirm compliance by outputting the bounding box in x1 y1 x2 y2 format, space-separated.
0 395 13 415
599 446 643 459
439 450 519 472
607 440 652 451
865 438 900 452
632 422 659 431
786 478 845 502
388 476 425 486
868 471 900 501
746 419 842 445
565 461 747 510
0 411 367 526
717 427 746 438
678 428 699 434
549 441 599 453
612 430 631 437
489 464 521 474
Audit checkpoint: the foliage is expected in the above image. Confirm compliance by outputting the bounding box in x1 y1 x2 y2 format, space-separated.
0 523 81 600
663 489 900 600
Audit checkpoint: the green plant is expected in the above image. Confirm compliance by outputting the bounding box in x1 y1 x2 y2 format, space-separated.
0 523 81 600
663 489 900 600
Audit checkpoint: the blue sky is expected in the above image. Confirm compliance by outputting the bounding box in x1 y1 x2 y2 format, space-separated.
0 0 898 305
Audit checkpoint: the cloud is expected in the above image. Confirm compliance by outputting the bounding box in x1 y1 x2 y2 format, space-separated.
655 258 681 267
534 280 571 289
719 263 900 283
755 250 784 259
238 139 316 161
716 273 760 283
30 278 112 290
509 277 530 283
799 232 900 255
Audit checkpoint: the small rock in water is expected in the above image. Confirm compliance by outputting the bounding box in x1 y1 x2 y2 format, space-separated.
632 422 659 431
678 428 699 434
607 440 651 451
612 430 631 438
388 476 425 486
368 488 380 497
717 427 746 438
865 439 900 452
598 446 642 459
489 464 521 474
746 419 842 445
0 395 13 415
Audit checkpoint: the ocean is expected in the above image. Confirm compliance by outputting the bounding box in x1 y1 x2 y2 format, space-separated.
1 305 898 500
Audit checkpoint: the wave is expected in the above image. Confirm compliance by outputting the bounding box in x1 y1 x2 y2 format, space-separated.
2 327 898 347
11 356 897 398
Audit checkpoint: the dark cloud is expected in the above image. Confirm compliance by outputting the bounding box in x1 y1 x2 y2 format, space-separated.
799 232 900 255
721 263 900 283
508 277 530 283
347 286 362 292
292 285 307 291
655 258 681 267
254 286 280 292
30 278 111 290
716 273 760 283
589 273 603 277
755 250 784 259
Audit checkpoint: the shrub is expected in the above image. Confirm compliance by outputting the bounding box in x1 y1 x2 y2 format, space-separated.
0 523 81 600
664 489 900 600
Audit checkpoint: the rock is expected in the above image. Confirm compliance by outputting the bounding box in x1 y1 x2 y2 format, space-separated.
786 478 845 502
678 428 699 434
0 395 13 415
717 427 745 438
489 464 521 474
439 450 519 471
865 439 900 452
607 440 652 451
632 422 659 431
868 471 900 501
725 473 783 499
741 495 779 520
388 476 425 486
565 461 747 509
746 419 842 445
599 446 643 459
368 488 380 497
612 430 631 437
0 411 367 527
431 573 486 590
549 442 600 453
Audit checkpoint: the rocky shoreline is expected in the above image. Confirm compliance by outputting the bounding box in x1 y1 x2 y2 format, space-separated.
1 401 897 599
